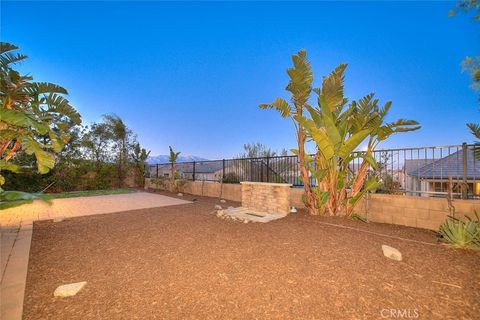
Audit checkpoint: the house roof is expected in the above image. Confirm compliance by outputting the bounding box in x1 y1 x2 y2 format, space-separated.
407 148 480 180
404 159 435 175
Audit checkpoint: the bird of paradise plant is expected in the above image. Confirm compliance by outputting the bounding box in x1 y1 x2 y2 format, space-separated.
0 42 81 208
297 62 420 216
261 50 420 216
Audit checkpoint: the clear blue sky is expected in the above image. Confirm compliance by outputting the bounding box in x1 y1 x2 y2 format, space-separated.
2 1 479 158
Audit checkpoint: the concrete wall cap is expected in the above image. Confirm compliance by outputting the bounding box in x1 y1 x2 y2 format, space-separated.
240 181 292 187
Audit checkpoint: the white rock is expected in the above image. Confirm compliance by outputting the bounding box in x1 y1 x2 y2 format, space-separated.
54 281 87 297
243 220 249 224
214 205 222 210
220 199 226 203
177 193 183 197
53 216 65 223
382 245 402 261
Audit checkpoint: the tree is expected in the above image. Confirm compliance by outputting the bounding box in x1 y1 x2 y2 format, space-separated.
0 42 81 207
260 50 317 215
449 0 480 21
103 114 132 187
130 141 150 187
449 1 480 91
296 60 419 216
81 122 113 166
449 1 480 153
238 142 287 158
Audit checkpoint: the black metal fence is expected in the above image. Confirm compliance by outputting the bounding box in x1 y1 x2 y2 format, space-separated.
146 143 479 199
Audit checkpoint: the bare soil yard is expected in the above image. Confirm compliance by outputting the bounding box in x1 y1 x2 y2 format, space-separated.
23 192 480 319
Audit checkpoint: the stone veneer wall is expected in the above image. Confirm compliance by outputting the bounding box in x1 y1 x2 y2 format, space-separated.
240 182 291 215
144 179 479 230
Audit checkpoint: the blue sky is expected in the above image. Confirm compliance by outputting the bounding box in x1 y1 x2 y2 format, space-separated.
2 1 479 158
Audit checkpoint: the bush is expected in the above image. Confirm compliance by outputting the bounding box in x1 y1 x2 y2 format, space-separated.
3 160 120 193
222 172 240 184
439 213 480 250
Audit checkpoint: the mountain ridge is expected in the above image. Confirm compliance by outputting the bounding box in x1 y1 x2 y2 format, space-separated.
146 155 209 164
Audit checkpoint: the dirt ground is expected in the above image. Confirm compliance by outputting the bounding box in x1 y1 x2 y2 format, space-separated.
23 192 480 320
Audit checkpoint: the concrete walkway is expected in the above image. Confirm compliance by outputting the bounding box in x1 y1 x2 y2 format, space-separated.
0 192 189 320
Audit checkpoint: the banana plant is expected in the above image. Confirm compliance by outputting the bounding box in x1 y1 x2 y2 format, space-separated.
0 42 81 208
296 61 420 216
259 50 317 215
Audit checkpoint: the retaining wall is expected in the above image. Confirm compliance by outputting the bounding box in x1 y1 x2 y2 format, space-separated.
144 179 478 230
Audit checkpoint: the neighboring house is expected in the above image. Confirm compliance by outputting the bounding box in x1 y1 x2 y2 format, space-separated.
182 162 224 181
405 149 480 198
149 161 243 182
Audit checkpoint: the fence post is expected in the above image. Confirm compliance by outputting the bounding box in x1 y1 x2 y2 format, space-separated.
250 160 254 181
193 161 196 182
222 159 226 181
462 142 468 199
266 156 270 182
156 164 159 178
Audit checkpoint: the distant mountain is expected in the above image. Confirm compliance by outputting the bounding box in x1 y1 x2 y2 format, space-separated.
146 155 209 164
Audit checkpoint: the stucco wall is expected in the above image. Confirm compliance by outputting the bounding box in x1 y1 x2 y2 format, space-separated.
145 179 478 230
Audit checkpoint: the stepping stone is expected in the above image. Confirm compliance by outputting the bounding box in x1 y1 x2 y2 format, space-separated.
54 281 87 297
382 245 402 261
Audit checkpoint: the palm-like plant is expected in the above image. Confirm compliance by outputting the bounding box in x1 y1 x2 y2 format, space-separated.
259 50 317 214
168 146 180 177
0 42 81 208
0 43 81 182
168 146 181 192
131 141 150 187
297 62 420 216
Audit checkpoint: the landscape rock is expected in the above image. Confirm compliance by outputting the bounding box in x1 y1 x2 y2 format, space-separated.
177 193 183 197
214 205 222 210
220 199 226 203
54 281 87 297
382 245 402 261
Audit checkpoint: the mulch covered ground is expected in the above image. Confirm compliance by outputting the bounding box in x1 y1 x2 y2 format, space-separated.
23 192 480 319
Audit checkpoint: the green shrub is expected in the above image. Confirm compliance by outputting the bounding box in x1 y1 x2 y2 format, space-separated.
439 213 480 250
222 172 240 184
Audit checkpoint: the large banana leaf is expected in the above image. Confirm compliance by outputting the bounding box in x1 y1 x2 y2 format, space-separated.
0 190 51 210
259 98 292 118
296 116 335 160
338 129 371 159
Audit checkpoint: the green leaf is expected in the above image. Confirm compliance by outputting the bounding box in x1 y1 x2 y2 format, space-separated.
319 97 341 148
0 190 51 210
21 137 56 173
0 160 20 173
339 129 371 159
49 131 64 153
319 63 347 112
314 189 329 205
0 109 33 127
297 116 335 160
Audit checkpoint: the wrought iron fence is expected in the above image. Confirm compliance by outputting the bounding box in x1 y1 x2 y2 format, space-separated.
146 143 478 199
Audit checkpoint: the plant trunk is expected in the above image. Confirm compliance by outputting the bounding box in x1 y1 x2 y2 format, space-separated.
297 130 317 215
345 159 369 216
